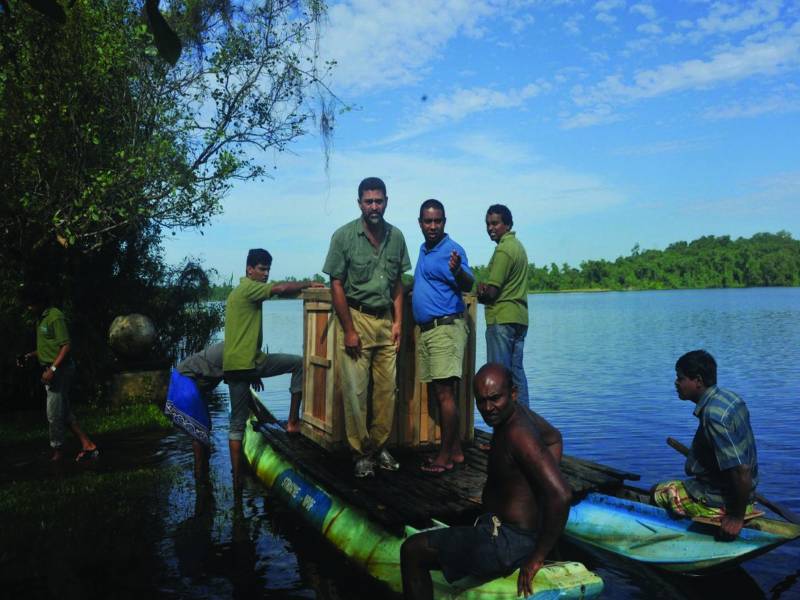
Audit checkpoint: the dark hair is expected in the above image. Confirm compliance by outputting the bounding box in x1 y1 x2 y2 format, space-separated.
246 248 272 268
358 177 387 198
487 204 513 227
676 350 717 386
419 199 445 220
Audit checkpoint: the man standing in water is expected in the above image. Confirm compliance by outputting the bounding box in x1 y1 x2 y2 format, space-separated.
323 177 411 478
412 199 474 474
400 363 572 598
652 350 758 540
18 285 98 462
477 205 530 406
165 340 304 481
223 248 321 489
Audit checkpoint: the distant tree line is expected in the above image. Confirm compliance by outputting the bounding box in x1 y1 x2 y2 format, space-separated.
221 232 799 299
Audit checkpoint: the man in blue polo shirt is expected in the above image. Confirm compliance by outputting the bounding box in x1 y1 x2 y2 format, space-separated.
412 199 474 474
652 350 758 540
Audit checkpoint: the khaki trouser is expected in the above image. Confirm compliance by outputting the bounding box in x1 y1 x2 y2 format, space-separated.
336 309 398 456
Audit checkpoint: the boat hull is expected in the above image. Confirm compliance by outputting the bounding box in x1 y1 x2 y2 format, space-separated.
565 492 800 573
245 419 604 599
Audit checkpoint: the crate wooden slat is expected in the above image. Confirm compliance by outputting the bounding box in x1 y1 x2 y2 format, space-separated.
300 288 476 450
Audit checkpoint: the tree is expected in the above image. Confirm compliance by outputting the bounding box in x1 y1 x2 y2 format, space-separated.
0 0 339 407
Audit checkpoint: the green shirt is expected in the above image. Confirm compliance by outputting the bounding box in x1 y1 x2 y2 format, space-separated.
485 231 529 326
322 218 411 310
36 307 70 364
223 277 273 373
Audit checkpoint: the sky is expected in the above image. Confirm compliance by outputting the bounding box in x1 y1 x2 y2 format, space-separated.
164 0 800 282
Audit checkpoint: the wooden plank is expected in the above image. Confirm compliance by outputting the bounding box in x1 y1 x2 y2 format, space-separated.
309 355 331 368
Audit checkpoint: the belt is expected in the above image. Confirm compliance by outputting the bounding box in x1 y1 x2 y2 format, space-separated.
347 299 389 318
419 313 462 332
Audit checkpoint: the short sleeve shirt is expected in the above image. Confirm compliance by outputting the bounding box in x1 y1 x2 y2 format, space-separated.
178 342 225 394
322 218 411 310
484 232 529 326
223 277 273 374
412 234 473 324
36 307 71 364
684 385 759 507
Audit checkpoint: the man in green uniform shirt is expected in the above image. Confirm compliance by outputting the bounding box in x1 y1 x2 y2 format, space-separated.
323 177 411 478
223 248 321 488
477 204 530 406
18 286 98 462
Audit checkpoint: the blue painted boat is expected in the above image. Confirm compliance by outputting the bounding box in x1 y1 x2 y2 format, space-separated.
564 487 800 573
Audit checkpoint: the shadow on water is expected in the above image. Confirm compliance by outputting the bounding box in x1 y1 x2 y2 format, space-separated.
0 392 397 600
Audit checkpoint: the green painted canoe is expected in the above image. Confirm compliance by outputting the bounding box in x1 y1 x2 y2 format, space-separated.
244 419 603 599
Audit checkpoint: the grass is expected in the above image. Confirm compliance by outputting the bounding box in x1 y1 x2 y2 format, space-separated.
0 402 171 446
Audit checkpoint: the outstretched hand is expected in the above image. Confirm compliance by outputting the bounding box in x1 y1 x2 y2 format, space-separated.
251 378 264 392
449 249 462 273
517 557 543 597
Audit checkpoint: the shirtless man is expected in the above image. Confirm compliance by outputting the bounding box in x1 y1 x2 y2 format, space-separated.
400 363 572 599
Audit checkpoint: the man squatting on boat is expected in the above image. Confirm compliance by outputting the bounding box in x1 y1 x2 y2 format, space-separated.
222 249 321 489
411 199 475 474
400 363 572 599
652 349 759 540
323 177 412 479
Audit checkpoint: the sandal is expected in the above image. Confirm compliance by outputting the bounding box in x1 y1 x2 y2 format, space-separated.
420 462 453 476
76 448 100 462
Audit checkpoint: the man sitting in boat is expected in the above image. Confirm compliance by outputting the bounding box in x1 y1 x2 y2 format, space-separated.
164 341 304 481
400 363 572 599
412 199 474 474
222 248 322 489
652 350 758 540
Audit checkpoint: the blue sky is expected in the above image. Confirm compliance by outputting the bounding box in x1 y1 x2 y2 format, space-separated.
164 0 800 281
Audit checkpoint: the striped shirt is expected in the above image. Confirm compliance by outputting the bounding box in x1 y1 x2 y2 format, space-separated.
684 385 758 507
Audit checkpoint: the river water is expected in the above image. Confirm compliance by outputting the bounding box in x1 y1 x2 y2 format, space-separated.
3 287 798 598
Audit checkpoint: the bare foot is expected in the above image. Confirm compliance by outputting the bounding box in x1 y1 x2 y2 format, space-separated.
286 419 301 434
50 449 64 461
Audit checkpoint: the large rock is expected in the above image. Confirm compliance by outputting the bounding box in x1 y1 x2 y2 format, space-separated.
108 314 156 359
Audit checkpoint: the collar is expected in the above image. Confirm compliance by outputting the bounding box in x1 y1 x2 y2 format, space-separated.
422 233 450 254
693 385 717 418
498 231 516 244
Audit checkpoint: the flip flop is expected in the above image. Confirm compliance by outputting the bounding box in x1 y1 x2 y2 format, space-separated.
76 448 99 462
420 462 453 475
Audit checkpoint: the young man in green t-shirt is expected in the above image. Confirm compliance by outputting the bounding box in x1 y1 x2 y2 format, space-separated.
222 248 321 488
476 204 530 406
18 286 98 462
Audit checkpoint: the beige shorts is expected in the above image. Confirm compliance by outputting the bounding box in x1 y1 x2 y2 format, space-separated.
417 318 468 382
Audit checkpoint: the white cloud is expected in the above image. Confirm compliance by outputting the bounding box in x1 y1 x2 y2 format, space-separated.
704 93 800 119
560 104 621 129
630 3 657 20
575 24 800 106
319 0 501 94
612 137 714 156
697 0 782 35
386 83 548 142
564 13 584 35
636 22 662 35
593 0 625 12
596 12 617 25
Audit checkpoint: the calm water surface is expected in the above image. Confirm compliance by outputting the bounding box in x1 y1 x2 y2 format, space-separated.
6 288 797 598
253 287 800 599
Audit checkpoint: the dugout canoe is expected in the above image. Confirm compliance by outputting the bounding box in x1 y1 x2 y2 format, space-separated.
564 485 800 573
243 412 604 599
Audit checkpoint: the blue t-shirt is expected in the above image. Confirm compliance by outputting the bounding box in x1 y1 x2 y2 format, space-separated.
412 234 473 324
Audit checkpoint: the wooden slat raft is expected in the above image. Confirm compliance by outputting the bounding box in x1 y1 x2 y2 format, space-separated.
249 416 639 537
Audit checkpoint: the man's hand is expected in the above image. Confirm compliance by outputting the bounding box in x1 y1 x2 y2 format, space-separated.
449 250 462 273
517 557 544 597
391 321 402 352
41 368 55 385
344 329 362 359
308 282 325 288
251 378 264 392
718 514 744 541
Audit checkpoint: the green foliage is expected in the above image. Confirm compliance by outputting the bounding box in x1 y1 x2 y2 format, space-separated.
472 231 800 292
0 0 336 407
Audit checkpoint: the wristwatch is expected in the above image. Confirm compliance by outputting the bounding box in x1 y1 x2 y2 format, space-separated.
50 365 57 372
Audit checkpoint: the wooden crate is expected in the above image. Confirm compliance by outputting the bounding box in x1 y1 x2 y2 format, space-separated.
300 288 477 451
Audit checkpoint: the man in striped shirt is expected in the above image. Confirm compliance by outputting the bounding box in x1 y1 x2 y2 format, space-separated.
653 350 758 540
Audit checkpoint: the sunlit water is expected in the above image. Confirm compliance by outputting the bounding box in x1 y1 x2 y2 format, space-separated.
3 288 798 598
